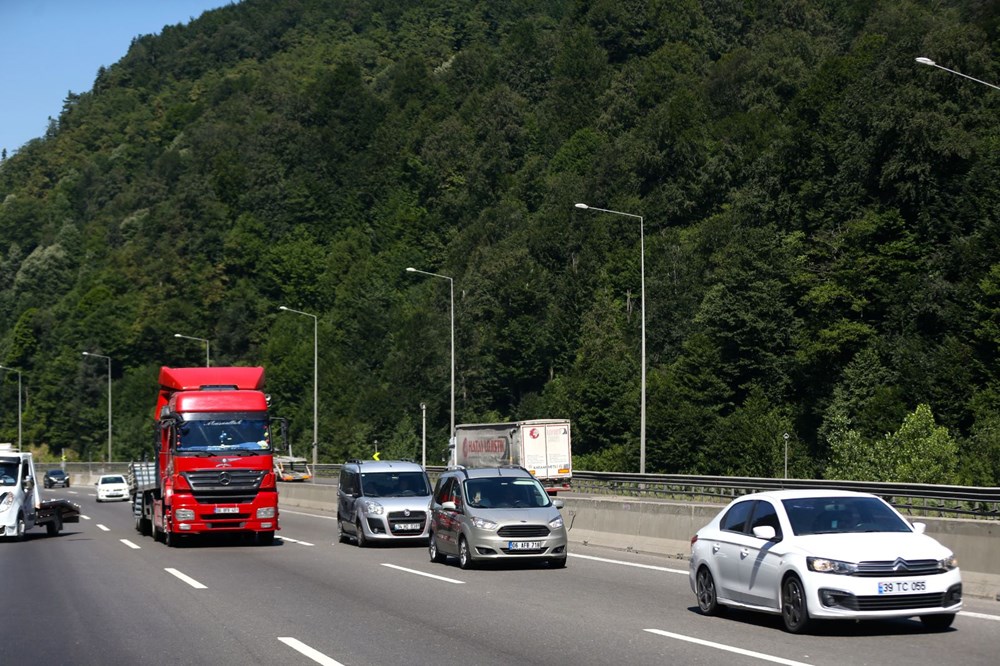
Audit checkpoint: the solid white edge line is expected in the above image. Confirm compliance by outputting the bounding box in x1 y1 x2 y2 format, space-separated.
96 524 110 532
165 568 207 589
381 563 465 584
570 552 688 574
276 535 316 546
278 637 346 666
281 508 338 521
960 610 1000 622
120 539 141 549
645 629 813 666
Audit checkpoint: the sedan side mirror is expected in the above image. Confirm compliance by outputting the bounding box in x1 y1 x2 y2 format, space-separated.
752 525 778 541
911 522 927 534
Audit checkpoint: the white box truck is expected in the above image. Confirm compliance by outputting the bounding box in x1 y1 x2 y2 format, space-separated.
452 419 572 493
0 444 81 540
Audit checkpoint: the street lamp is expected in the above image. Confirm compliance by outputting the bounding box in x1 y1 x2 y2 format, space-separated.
82 352 112 463
279 306 318 471
174 333 210 367
0 365 22 450
420 402 427 469
406 267 455 448
916 57 1000 91
575 202 647 474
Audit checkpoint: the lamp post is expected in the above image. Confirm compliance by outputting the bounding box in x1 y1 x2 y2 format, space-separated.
420 402 427 469
279 306 318 471
916 57 1000 91
82 352 112 463
174 333 210 367
0 365 22 450
406 267 455 447
575 202 647 474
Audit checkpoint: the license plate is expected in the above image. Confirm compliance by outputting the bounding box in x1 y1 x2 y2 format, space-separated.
877 579 927 595
215 507 239 514
393 522 421 531
508 541 542 551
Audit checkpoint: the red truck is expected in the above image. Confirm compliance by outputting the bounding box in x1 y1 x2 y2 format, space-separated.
131 366 281 546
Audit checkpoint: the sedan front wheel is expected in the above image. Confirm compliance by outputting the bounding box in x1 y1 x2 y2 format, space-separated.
781 575 811 633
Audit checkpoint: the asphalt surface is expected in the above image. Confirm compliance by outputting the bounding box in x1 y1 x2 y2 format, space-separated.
3 487 999 665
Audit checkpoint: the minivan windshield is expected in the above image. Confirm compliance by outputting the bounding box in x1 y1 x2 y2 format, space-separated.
782 496 912 535
360 471 431 497
464 477 551 509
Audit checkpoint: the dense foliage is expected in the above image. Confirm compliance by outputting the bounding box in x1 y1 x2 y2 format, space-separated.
1 0 999 484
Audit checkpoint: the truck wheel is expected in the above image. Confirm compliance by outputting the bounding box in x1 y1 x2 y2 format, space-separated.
14 513 26 541
46 515 62 536
256 531 275 546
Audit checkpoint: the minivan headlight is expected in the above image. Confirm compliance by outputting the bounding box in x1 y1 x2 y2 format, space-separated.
363 500 384 515
471 516 498 530
549 516 564 530
807 557 858 575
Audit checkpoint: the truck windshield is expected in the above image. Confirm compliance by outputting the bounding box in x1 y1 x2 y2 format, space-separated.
175 414 272 454
0 460 19 485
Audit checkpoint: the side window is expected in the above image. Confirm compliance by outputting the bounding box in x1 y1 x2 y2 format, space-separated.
749 501 782 539
343 470 359 495
434 477 453 505
720 500 754 533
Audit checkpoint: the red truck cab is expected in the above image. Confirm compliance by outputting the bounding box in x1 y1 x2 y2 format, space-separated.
143 366 280 545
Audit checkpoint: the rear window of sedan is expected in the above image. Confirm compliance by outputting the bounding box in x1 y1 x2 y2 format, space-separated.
782 496 911 535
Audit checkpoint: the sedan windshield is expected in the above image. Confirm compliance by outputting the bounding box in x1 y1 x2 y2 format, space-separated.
464 477 550 509
176 414 272 454
782 496 912 535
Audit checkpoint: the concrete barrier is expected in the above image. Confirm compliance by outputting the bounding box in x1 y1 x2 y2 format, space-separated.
276 481 1000 599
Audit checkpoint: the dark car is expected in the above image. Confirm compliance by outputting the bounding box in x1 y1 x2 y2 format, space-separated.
43 469 70 488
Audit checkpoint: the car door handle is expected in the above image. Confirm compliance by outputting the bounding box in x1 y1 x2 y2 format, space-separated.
712 543 720 553
740 548 750 559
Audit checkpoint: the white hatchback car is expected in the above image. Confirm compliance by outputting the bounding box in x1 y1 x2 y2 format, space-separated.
689 490 962 633
95 474 130 502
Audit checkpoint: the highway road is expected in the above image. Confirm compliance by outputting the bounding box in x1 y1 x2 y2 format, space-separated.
4 487 999 666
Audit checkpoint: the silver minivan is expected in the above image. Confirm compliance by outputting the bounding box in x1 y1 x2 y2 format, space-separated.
429 466 568 568
337 459 432 546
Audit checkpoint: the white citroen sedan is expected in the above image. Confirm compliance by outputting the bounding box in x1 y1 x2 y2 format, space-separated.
689 490 962 633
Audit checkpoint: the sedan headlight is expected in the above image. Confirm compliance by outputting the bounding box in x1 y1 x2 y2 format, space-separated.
549 516 564 530
471 516 498 530
807 556 859 575
940 554 959 571
363 500 384 515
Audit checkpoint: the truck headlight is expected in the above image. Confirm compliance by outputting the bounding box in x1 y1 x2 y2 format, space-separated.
0 492 12 511
175 508 195 521
257 507 276 519
363 500 384 515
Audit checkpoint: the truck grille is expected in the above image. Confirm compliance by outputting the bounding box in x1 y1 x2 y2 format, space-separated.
497 525 550 538
182 469 264 504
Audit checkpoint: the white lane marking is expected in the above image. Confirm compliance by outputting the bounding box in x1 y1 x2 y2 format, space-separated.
276 536 315 546
81 515 91 520
281 508 338 521
381 563 465 585
165 568 207 589
960 611 1000 622
645 629 812 666
570 552 688 575
278 637 346 666
120 539 141 550
97 524 110 532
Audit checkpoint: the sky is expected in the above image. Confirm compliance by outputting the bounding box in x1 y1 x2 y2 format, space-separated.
1 1 239 156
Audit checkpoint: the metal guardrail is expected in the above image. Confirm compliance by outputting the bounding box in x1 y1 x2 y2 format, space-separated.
49 463 1000 520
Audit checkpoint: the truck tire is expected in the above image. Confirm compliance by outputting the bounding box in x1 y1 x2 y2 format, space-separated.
46 515 62 536
256 531 275 546
14 512 26 541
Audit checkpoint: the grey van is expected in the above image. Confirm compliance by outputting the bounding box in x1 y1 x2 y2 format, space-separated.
337 459 432 546
428 466 568 568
